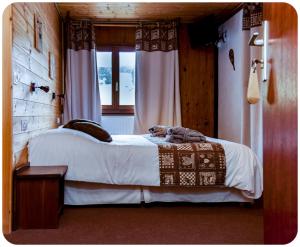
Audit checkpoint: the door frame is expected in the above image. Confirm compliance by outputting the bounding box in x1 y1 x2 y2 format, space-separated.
2 4 13 234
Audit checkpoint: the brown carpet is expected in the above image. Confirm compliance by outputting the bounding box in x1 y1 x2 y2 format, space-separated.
5 203 263 244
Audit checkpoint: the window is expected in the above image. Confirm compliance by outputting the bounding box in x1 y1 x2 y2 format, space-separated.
97 47 135 115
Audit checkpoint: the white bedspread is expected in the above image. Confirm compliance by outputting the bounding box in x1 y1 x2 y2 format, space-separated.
29 128 160 186
206 137 263 199
28 128 263 199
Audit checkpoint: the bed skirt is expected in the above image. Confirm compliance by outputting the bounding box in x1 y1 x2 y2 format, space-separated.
64 181 253 205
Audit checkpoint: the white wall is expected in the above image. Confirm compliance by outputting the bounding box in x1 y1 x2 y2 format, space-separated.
249 26 263 162
218 10 250 146
102 116 134 134
218 10 263 162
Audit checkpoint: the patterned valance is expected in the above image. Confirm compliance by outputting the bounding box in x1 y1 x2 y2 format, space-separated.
135 20 178 52
242 3 263 30
66 20 96 51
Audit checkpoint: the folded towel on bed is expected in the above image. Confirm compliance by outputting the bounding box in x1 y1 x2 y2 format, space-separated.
148 125 170 137
166 127 206 143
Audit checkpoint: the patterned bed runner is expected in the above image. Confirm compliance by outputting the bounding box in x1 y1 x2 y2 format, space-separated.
145 136 226 187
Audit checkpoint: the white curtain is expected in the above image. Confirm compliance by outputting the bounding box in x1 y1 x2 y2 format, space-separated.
63 20 101 124
133 21 181 134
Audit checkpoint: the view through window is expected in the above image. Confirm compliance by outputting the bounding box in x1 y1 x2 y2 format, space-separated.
97 52 112 105
119 52 135 105
97 48 135 114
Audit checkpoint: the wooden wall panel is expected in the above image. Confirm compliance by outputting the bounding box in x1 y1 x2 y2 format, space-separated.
5 3 63 233
11 2 62 168
263 3 297 244
179 24 215 136
95 26 136 47
2 4 13 234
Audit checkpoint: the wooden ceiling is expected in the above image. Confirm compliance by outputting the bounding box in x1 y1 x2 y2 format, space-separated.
56 2 242 23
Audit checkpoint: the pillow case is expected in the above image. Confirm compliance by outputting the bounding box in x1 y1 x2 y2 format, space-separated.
63 119 112 142
63 119 102 128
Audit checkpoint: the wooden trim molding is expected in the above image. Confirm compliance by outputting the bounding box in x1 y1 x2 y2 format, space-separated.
2 4 13 234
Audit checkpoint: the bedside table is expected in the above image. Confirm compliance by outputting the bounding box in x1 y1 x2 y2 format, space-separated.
14 165 68 229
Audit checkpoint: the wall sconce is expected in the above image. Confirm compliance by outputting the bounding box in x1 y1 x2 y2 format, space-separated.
30 82 50 93
30 82 64 101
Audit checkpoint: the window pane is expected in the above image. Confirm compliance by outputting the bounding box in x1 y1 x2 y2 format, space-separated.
97 52 112 105
119 52 135 105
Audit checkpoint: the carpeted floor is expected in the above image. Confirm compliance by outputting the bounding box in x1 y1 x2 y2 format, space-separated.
5 203 263 244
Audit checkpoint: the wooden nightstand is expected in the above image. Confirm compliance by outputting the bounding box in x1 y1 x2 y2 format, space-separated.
14 164 68 229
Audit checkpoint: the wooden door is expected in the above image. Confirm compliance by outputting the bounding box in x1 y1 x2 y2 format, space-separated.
263 3 297 244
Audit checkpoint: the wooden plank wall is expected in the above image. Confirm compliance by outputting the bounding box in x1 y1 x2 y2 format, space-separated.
179 24 215 136
95 26 136 47
11 2 62 166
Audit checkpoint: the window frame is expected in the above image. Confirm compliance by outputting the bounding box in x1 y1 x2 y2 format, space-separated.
97 46 135 115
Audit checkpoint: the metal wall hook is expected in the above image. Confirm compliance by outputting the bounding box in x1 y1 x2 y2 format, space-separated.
52 92 64 100
252 59 264 73
253 59 264 66
249 32 264 46
251 60 257 73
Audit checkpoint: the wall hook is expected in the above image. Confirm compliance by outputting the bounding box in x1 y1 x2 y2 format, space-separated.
52 92 64 100
252 59 264 73
248 32 264 46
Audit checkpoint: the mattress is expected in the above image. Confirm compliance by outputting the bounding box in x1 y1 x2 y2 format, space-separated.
29 128 263 199
64 181 253 205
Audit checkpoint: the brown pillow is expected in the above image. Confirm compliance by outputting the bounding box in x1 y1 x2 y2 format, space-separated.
63 119 102 129
63 120 112 143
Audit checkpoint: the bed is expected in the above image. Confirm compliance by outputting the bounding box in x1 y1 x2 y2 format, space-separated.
28 128 263 205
